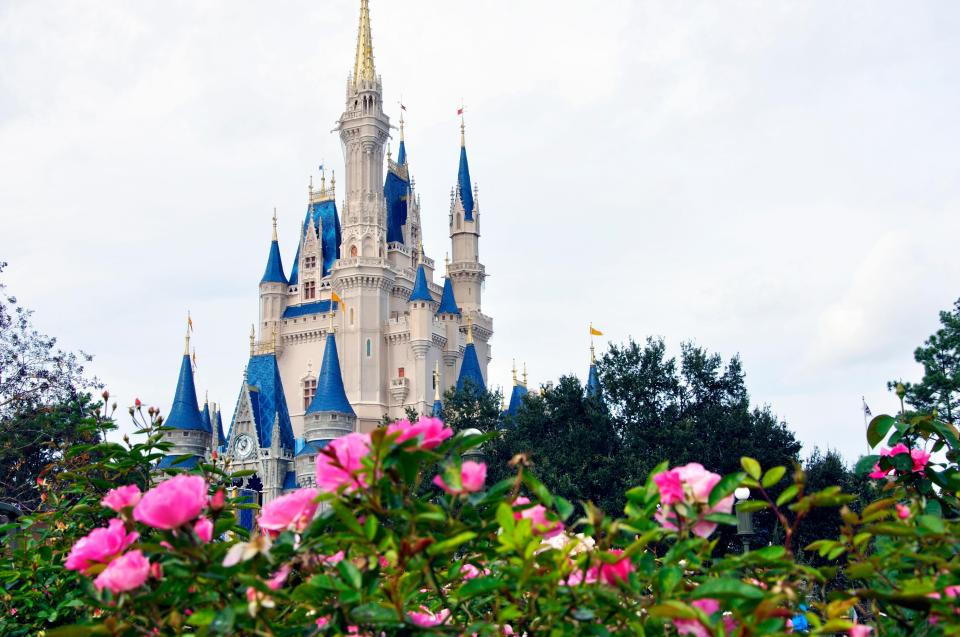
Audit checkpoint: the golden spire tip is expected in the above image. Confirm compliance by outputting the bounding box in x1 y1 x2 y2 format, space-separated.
272 208 278 241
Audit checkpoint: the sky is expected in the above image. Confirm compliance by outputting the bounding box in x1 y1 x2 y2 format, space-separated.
1 0 959 463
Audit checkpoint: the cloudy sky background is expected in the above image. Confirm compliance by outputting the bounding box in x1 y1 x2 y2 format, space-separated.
2 1 958 462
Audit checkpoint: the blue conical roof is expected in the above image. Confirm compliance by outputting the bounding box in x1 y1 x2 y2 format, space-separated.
166 354 207 432
436 276 460 315
214 408 226 444
506 383 528 416
289 242 302 285
385 168 409 245
587 364 601 397
397 140 407 166
457 343 485 391
292 199 342 278
307 334 355 415
457 145 475 221
409 264 433 303
261 239 288 284
244 353 296 450
432 399 443 418
200 402 213 434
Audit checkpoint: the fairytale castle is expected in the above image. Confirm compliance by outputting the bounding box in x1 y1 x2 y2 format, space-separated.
154 0 495 502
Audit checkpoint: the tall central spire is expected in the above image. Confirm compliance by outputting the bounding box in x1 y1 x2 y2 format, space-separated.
353 0 376 86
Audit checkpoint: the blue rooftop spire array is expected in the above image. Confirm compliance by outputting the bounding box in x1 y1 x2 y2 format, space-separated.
243 353 296 450
307 334 355 415
457 343 485 391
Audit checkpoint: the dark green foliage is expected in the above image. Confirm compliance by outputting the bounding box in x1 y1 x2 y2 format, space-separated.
890 298 960 423
440 380 502 435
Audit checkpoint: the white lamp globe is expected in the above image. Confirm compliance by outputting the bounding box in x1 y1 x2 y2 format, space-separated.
734 487 751 501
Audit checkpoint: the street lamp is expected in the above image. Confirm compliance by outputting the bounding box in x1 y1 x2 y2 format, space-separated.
735 488 754 553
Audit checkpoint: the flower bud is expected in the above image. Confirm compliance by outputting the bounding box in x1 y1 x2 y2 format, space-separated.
896 383 906 399
211 489 225 511
135 398 142 408
102 390 110 401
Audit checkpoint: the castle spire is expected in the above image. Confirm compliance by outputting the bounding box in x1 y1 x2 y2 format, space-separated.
261 211 288 285
353 0 376 87
456 118 475 220
167 325 206 433
306 333 355 416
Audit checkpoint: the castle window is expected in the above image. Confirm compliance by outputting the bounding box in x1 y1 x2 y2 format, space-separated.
350 245 358 257
366 339 372 357
303 378 317 410
398 367 405 378
304 281 316 300
305 255 317 269
350 308 355 325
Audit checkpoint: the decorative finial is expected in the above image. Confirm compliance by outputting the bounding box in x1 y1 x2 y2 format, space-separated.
249 324 255 357
500 393 506 412
309 175 314 195
417 240 424 265
184 314 191 356
523 364 528 388
272 208 278 242
353 0 376 86
386 143 392 160
444 253 450 275
459 101 466 147
399 111 405 141
466 316 474 344
512 360 517 386
590 343 596 364
434 360 441 401
330 170 336 195
204 390 209 406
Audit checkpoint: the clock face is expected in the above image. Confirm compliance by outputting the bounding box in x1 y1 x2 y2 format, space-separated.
235 434 254 459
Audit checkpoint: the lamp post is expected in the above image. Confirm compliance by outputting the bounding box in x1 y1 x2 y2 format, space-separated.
735 487 754 553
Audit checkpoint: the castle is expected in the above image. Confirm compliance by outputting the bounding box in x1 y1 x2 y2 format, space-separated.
154 0 496 503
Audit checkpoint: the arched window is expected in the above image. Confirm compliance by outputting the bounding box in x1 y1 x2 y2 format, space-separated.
350 245 358 257
303 377 317 410
366 339 372 357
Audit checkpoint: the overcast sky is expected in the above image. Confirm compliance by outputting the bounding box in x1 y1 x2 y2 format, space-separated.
2 1 958 463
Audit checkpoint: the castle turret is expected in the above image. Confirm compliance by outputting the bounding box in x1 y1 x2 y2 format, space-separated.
456 318 486 392
449 120 485 314
260 211 288 341
408 246 436 413
431 360 443 418
436 257 462 389
297 331 357 488
158 323 210 469
505 361 529 418
586 345 601 398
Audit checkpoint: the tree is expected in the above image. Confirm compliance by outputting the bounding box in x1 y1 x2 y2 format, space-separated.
890 298 960 423
439 380 502 435
0 262 98 512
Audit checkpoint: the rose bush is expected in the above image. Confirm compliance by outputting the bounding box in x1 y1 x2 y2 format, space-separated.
0 399 958 636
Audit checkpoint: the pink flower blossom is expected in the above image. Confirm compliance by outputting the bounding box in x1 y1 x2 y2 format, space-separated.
654 463 734 538
849 624 873 637
267 564 292 590
194 517 213 543
315 616 330 629
65 519 139 574
408 607 451 627
433 461 487 495
387 417 454 450
321 551 345 565
895 503 911 520
599 549 634 586
257 488 319 535
101 485 142 512
315 433 372 493
513 497 564 538
870 444 931 479
653 469 685 505
460 563 487 580
210 489 225 511
133 475 208 530
94 550 150 595
673 598 720 637
911 448 931 473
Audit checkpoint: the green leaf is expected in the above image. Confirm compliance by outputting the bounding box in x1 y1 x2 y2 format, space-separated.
337 560 363 590
691 578 766 601
555 496 575 521
709 471 746 507
522 472 554 507
776 484 799 507
918 515 945 534
496 502 515 533
750 545 786 560
854 455 880 477
703 513 737 526
230 469 257 478
427 531 477 555
350 603 399 625
740 457 761 480
761 466 786 488
648 601 698 619
458 576 502 598
867 415 896 448
736 500 769 513
45 627 95 637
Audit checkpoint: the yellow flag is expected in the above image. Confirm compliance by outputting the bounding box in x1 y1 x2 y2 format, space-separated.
331 292 343 309
590 326 603 337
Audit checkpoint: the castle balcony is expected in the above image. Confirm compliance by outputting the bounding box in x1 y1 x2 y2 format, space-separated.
389 377 409 404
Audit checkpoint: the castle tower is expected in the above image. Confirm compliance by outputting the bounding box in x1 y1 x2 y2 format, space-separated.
431 360 444 418
586 344 601 398
332 0 395 428
158 324 211 469
436 257 462 391
296 332 357 488
408 246 437 414
505 361 529 418
457 318 486 391
260 212 288 341
449 121 485 314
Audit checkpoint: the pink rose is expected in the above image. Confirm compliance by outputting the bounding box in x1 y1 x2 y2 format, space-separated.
895 503 911 520
315 433 372 493
194 517 213 543
433 461 487 495
460 563 488 580
133 475 208 530
673 598 720 637
599 549 634 586
65 519 139 574
101 485 142 512
911 448 931 473
94 550 150 595
870 445 931 479
849 625 873 637
267 564 292 590
408 607 450 627
654 463 733 538
316 616 330 629
387 417 454 450
513 497 564 538
321 550 345 565
653 469 685 505
210 489 225 511
257 488 319 535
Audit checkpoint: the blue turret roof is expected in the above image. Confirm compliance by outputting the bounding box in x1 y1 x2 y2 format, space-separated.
506 383 528 416
409 264 433 303
261 239 288 285
214 408 226 444
157 455 201 470
397 140 407 166
457 343 485 391
166 354 207 432
242 353 296 451
291 199 342 283
436 276 460 315
306 334 355 415
457 144 475 221
289 242 302 286
385 166 410 245
586 363 601 397
432 399 443 419
282 471 299 490
200 402 213 434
